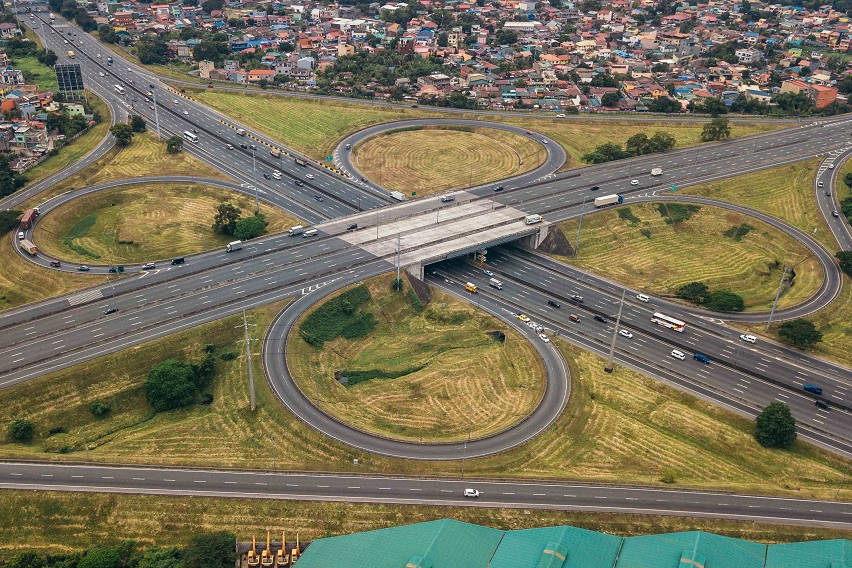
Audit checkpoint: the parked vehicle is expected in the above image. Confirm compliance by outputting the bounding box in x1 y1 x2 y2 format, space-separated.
594 194 624 208
19 239 37 255
226 240 242 252
289 225 304 237
488 278 503 289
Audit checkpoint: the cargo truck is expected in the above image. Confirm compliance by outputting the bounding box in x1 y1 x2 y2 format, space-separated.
270 147 281 158
20 239 37 255
489 278 503 289
294 157 307 167
390 191 406 201
288 225 304 236
524 214 542 225
226 240 242 252
19 208 37 229
464 282 478 293
651 167 663 176
594 194 624 208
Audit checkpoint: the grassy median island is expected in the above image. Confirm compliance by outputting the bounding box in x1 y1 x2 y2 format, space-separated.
33 183 299 264
3 491 851 560
286 273 546 442
181 87 784 167
553 202 823 311
351 126 545 195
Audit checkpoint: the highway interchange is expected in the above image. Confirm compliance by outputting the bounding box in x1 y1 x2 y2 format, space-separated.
0 9 850 529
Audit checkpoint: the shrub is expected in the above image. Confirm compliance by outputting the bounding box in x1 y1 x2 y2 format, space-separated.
837 251 852 278
658 203 700 224
89 401 111 417
754 401 797 449
408 289 423 312
703 290 745 312
778 319 822 349
677 282 709 304
219 351 238 361
78 547 121 568
640 228 652 238
9 418 34 442
299 285 373 347
617 207 640 225
183 532 236 568
144 359 197 412
723 223 754 241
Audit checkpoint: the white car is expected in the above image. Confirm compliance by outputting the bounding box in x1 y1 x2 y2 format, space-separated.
96 53 100 58
98 72 104 77
183 110 189 115
272 171 281 179
555 113 566 118
739 334 757 344
483 270 494 276
538 333 550 343
305 173 315 179
618 329 633 339
17 231 24 240
526 320 537 329
463 488 480 498
173 99 179 104
828 164 835 169
127 67 132 72
636 293 650 302
630 179 639 185
670 349 686 360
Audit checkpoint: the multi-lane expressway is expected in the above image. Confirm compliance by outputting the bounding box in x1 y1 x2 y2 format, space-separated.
2 9 851 528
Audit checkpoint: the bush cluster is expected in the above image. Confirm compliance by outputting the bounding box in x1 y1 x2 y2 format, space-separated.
299 285 375 347
676 281 745 312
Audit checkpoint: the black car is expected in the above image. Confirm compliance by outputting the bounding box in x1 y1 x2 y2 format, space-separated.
590 185 600 191
593 315 607 323
295 180 304 187
171 257 185 265
240 143 248 149
108 265 124 273
103 307 117 315
815 399 829 410
493 185 504 192
346 223 358 231
263 173 271 180
547 299 561 308
315 195 324 202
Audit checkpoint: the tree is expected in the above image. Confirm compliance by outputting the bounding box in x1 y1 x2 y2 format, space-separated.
233 214 267 240
677 281 709 304
495 29 518 45
837 251 852 278
703 290 745 312
78 547 121 568
600 91 620 107
0 209 22 234
183 532 236 568
647 131 676 153
0 154 26 197
137 547 183 568
754 401 797 449
437 32 448 47
646 96 682 113
98 24 117 43
778 319 822 349
844 172 852 189
212 202 241 235
625 133 650 155
589 73 618 87
136 36 169 65
130 115 146 133
838 75 852 96
166 135 183 154
144 359 197 412
6 552 46 568
9 418 34 442
701 117 731 141
110 124 133 147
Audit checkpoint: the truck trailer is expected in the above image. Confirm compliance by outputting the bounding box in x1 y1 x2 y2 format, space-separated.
226 240 242 252
19 209 37 229
19 239 38 255
489 278 503 289
594 194 624 208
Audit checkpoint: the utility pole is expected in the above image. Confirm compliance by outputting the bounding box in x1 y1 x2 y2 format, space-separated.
80 425 90 461
243 309 256 411
149 84 161 138
250 144 257 179
574 197 587 257
254 183 259 216
460 422 472 478
395 233 401 287
766 266 789 331
604 289 626 373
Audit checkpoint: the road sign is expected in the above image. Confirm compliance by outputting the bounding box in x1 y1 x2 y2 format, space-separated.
325 156 333 162
670 184 678 191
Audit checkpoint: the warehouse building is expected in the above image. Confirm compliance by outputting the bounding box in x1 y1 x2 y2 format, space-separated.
293 518 851 567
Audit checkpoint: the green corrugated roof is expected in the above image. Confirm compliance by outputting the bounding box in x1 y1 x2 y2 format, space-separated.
766 539 852 568
617 531 766 568
489 525 623 568
293 519 504 568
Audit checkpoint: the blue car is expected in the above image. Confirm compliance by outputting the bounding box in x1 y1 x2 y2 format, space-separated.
693 353 711 364
803 384 823 395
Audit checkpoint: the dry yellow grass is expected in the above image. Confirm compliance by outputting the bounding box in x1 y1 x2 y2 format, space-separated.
0 281 847 500
286 273 546 441
33 183 299 264
2 490 849 561
555 203 823 310
351 126 545 195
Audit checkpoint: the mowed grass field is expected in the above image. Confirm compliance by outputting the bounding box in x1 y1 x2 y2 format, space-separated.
182 87 785 167
683 158 837 253
352 126 545 195
4 491 851 561
554 203 823 310
33 183 299 264
0 278 848 500
22 92 112 186
286 273 546 442
23 131 230 208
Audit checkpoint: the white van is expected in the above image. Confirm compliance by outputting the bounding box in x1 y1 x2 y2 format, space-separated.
302 228 318 237
670 349 686 360
636 293 650 303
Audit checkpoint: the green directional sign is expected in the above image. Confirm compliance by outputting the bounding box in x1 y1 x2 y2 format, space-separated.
325 156 333 162
670 184 678 191
411 191 417 197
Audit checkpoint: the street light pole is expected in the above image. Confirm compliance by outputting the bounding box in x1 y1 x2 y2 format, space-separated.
250 144 257 179
604 289 626 373
574 197 587 257
460 421 472 478
766 266 789 331
243 309 256 411
149 84 161 138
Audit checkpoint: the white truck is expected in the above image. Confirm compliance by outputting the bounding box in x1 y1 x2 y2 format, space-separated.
226 240 242 252
288 225 304 236
489 278 503 289
651 167 663 176
390 191 406 201
594 194 624 208
524 214 542 225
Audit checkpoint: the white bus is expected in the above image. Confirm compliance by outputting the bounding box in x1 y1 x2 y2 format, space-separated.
113 85 125 95
651 312 686 332
183 131 198 143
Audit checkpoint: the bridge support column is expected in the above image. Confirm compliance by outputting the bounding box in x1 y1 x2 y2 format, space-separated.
518 225 550 250
405 262 424 281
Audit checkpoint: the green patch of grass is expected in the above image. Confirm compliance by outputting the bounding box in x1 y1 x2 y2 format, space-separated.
12 55 58 92
617 207 640 225
299 284 374 347
724 223 755 241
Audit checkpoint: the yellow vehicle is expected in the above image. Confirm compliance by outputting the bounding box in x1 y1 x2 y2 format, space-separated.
66 50 74 58
247 536 260 567
260 531 274 567
270 147 281 158
290 534 300 564
517 313 531 322
464 282 478 293
276 532 290 567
